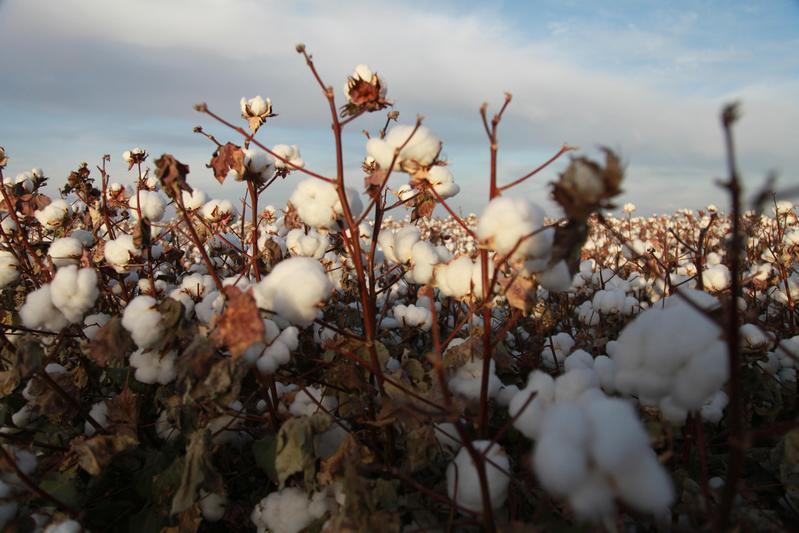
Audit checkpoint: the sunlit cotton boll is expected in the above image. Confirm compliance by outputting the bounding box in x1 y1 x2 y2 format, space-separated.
129 190 166 221
286 228 329 259
48 237 83 267
392 303 432 330
272 144 304 170
366 124 442 171
34 199 71 229
181 188 207 210
104 234 140 273
252 257 333 327
50 266 99 323
446 441 510 513
477 196 553 263
289 178 363 230
0 250 19 289
19 285 69 332
426 165 460 199
121 295 164 349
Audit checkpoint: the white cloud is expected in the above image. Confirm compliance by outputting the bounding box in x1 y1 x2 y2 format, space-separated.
0 0 796 214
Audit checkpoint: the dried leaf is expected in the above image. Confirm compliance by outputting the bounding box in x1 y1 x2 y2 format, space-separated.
88 317 133 367
72 432 138 475
275 413 331 487
207 143 245 185
502 275 535 313
211 286 264 360
15 336 44 379
155 154 191 200
171 430 222 515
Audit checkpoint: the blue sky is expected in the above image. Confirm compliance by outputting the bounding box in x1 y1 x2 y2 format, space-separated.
1 0 797 215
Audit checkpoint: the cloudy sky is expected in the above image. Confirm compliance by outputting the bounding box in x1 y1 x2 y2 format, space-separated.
1 0 797 215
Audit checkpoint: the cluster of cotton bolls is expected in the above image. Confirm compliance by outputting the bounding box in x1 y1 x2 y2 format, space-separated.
19 266 99 332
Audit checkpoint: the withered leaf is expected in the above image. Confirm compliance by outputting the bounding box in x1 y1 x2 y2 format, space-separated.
211 286 264 360
158 297 185 331
155 154 192 200
275 413 331 487
89 317 133 367
15 193 52 218
502 274 535 313
364 169 388 200
0 370 20 398
133 218 151 250
72 432 138 475
15 336 44 379
207 143 245 185
410 193 435 222
171 430 215 515
106 387 139 436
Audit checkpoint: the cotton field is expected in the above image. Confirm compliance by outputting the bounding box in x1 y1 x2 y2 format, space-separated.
0 48 797 532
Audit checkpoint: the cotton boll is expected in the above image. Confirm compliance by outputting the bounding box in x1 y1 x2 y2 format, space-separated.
593 355 617 393
286 228 329 259
740 323 771 350
121 295 164 349
446 441 510 513
564 349 594 372
48 237 83 267
568 471 615 520
700 390 729 423
181 188 207 210
533 410 590 494
392 303 432 330
477 196 552 262
20 285 69 332
34 199 71 229
585 397 650 474
509 370 556 439
426 165 460 199
272 144 304 170
129 349 177 385
407 240 439 284
538 260 571 292
251 487 332 533
289 386 338 417
289 179 362 230
199 489 227 522
0 250 19 288
540 332 575 369
554 368 599 403
702 264 731 291
43 519 84 533
201 199 236 223
104 234 139 273
449 358 502 401
84 400 109 437
612 450 675 514
50 266 99 323
129 190 166 221
366 124 441 171
252 257 333 326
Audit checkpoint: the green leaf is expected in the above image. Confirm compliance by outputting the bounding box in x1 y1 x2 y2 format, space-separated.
40 468 82 508
253 434 278 482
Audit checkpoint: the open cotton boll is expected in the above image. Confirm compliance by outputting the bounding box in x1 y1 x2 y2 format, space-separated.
198 489 228 522
50 266 99 323
272 144 304 170
446 441 510 513
540 332 575 369
426 166 460 199
129 349 177 384
178 273 216 300
289 385 338 417
129 190 166 221
48 237 83 267
0 250 19 289
289 179 363 230
43 520 84 533
253 257 333 326
700 390 729 423
34 199 71 229
83 313 110 340
537 260 572 292
366 124 442 171
20 285 69 332
407 240 439 284
477 196 553 263
392 304 432 330
378 225 420 264
84 400 109 436
740 323 771 350
702 264 731 292
208 401 245 445
508 370 557 439
251 487 333 533
121 295 164 349
286 228 329 259
104 234 139 273
611 292 728 424
250 322 299 375
201 199 236 223
449 358 502 401
181 188 207 210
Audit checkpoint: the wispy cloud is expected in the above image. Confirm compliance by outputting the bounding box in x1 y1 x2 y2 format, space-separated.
1 0 796 214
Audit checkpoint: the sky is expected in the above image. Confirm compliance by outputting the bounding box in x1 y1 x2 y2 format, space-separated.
1 0 797 216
